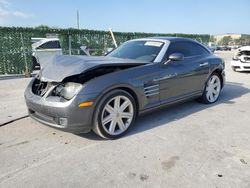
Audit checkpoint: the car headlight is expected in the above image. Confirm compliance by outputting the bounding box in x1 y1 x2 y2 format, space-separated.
58 82 82 100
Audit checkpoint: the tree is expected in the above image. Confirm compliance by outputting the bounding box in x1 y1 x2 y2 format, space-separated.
209 35 216 43
218 36 232 45
35 25 51 30
234 36 250 46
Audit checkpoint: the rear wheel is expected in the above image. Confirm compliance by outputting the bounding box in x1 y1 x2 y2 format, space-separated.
93 90 137 139
199 73 221 104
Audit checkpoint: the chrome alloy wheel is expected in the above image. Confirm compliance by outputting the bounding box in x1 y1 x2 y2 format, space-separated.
205 75 221 103
101 96 134 135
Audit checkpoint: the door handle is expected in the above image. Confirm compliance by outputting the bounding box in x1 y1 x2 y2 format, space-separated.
199 62 208 67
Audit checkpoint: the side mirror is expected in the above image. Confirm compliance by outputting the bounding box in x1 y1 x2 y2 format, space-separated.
169 53 184 61
164 53 184 65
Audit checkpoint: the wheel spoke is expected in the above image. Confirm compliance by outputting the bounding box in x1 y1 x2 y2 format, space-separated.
108 120 116 134
114 96 120 111
120 100 130 112
209 93 213 101
211 77 216 84
105 104 114 114
212 89 217 95
121 112 133 119
117 119 126 131
213 82 220 88
206 89 211 97
102 115 112 125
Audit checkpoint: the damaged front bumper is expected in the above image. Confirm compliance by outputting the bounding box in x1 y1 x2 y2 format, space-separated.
24 78 98 133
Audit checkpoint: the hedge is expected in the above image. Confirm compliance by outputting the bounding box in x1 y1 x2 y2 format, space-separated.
0 26 210 74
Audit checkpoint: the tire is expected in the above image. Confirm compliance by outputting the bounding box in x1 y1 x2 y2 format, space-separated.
92 89 137 139
199 73 222 104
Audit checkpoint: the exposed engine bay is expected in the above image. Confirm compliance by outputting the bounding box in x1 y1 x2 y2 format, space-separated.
63 65 139 83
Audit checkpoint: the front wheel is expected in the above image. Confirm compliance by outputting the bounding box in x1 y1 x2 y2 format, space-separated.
92 90 137 139
199 73 222 104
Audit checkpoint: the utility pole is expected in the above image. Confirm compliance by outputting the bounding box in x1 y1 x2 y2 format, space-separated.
77 10 80 29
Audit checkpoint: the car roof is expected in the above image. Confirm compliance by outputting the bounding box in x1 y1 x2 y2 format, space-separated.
32 38 60 49
133 36 199 43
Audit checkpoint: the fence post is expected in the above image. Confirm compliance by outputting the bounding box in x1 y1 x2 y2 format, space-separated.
3 55 7 75
68 32 72 55
21 33 30 77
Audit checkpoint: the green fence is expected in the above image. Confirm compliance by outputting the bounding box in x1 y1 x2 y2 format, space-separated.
0 26 210 75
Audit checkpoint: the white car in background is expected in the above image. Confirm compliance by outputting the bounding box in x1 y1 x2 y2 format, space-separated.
231 46 250 72
32 38 62 70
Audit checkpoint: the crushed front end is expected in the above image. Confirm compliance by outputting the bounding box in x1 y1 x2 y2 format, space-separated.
24 77 97 133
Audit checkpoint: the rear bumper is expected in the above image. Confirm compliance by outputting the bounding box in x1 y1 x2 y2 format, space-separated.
231 60 250 71
24 79 98 133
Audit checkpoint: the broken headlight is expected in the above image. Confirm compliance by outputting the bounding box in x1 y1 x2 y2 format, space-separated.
56 82 82 100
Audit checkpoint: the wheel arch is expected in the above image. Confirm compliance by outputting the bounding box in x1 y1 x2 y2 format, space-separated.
97 85 140 113
91 86 139 139
91 84 141 124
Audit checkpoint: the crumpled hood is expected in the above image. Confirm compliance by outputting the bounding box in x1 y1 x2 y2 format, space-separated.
39 55 148 82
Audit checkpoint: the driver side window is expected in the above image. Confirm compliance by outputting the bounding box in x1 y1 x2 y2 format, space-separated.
164 42 191 61
164 41 209 61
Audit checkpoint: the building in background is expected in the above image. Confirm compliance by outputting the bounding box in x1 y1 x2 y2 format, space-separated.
214 33 250 45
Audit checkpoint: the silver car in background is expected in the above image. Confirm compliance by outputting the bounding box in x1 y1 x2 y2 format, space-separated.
32 38 62 70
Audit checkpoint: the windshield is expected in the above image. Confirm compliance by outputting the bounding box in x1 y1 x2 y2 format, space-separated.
107 40 164 62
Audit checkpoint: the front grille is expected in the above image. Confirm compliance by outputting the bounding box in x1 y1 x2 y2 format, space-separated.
32 79 49 96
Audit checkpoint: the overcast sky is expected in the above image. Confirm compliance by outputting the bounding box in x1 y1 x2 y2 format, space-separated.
0 0 250 35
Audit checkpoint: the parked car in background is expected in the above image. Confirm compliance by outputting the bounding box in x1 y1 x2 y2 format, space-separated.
207 42 216 53
208 46 216 53
32 38 62 70
216 46 231 51
25 37 225 139
231 46 250 71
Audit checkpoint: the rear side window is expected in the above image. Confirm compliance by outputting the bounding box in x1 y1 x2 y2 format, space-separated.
38 41 61 49
165 41 209 59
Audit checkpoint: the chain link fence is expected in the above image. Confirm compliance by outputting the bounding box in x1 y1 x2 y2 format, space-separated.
0 26 210 75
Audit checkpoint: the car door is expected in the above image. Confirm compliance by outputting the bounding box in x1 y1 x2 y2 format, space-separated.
159 41 210 104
